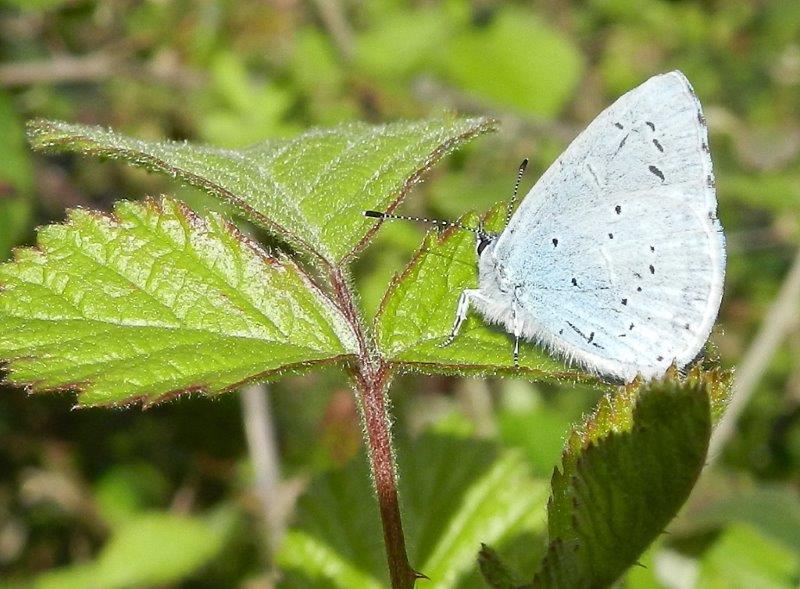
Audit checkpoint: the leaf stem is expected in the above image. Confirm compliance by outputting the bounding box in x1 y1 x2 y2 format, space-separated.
329 266 419 589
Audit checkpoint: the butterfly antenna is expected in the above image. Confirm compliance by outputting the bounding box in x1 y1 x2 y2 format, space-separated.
506 158 529 226
364 210 482 235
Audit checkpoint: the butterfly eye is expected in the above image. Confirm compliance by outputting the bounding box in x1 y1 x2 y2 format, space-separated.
476 238 491 256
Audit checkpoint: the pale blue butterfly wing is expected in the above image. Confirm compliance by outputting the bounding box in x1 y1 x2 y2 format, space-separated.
489 71 724 380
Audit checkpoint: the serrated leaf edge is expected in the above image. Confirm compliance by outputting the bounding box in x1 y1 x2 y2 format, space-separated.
0 196 358 409
345 116 498 264
28 117 499 269
26 119 328 265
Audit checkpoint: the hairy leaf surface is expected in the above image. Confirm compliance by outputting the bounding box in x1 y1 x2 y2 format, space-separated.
481 367 730 588
27 117 496 266
0 198 356 406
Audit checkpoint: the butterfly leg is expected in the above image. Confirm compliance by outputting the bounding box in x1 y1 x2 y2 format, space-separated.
441 289 479 348
512 298 522 368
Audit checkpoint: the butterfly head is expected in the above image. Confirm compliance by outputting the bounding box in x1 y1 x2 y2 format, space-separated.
475 229 496 257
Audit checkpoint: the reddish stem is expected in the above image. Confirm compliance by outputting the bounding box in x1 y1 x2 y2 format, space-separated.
329 266 419 589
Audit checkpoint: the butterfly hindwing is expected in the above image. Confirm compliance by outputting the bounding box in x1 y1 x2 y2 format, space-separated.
492 71 724 380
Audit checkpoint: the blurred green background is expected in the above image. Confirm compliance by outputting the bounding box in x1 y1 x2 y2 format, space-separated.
1 0 799 587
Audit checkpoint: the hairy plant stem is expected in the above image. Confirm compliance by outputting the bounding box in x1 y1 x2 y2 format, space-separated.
329 266 419 589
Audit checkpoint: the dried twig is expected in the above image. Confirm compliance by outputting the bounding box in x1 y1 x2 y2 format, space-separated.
308 0 355 62
0 52 202 88
0 53 118 87
241 383 284 556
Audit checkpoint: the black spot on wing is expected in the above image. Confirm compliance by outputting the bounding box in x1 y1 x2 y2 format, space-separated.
552 238 559 247
567 321 586 339
652 138 664 152
566 321 598 346
648 165 665 181
615 205 622 214
621 298 628 305
649 264 655 274
646 121 655 131
571 277 578 287
614 122 624 129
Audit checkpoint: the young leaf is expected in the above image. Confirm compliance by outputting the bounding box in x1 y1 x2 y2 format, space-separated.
0 198 356 407
374 209 594 381
27 117 496 267
481 367 729 588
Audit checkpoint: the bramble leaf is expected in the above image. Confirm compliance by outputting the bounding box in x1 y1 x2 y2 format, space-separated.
481 367 730 588
27 117 496 267
0 198 356 407
374 208 593 381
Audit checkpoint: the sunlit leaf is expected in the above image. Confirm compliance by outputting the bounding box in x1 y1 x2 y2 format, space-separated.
27 117 496 267
0 198 356 407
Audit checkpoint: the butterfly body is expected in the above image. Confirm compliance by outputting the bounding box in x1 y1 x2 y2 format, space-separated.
464 71 725 381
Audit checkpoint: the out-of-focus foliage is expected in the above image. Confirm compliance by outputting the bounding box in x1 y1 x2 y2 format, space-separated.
0 92 33 258
277 434 548 588
2 0 799 587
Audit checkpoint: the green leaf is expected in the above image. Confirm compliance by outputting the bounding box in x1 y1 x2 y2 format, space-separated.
482 367 729 588
478 544 521 589
0 198 356 407
374 208 594 380
0 91 33 259
691 484 800 554
354 6 451 80
696 523 799 589
278 530 385 589
276 434 546 588
27 117 496 267
30 512 228 589
437 7 584 117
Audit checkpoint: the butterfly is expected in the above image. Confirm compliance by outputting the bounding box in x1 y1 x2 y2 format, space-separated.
367 71 725 381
